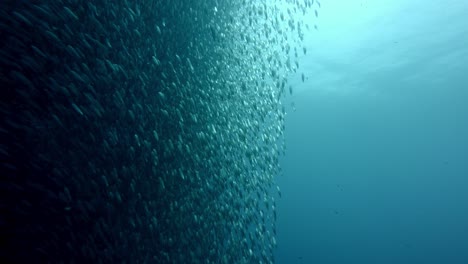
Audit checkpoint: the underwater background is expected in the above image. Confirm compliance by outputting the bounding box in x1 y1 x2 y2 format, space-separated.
1 0 467 263
276 0 468 263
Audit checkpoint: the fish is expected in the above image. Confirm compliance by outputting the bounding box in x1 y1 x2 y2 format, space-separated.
0 0 316 262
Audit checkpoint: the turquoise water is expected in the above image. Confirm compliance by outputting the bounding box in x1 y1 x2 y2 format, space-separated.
276 1 468 263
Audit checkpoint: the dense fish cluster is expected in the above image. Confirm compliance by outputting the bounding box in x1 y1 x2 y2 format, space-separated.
1 0 319 263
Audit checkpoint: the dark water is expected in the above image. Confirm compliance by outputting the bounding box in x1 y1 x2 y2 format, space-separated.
277 89 468 263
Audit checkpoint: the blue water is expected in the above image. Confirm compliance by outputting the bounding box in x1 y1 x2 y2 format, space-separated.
275 1 468 263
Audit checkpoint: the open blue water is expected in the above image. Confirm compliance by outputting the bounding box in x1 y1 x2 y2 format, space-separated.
276 1 468 263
